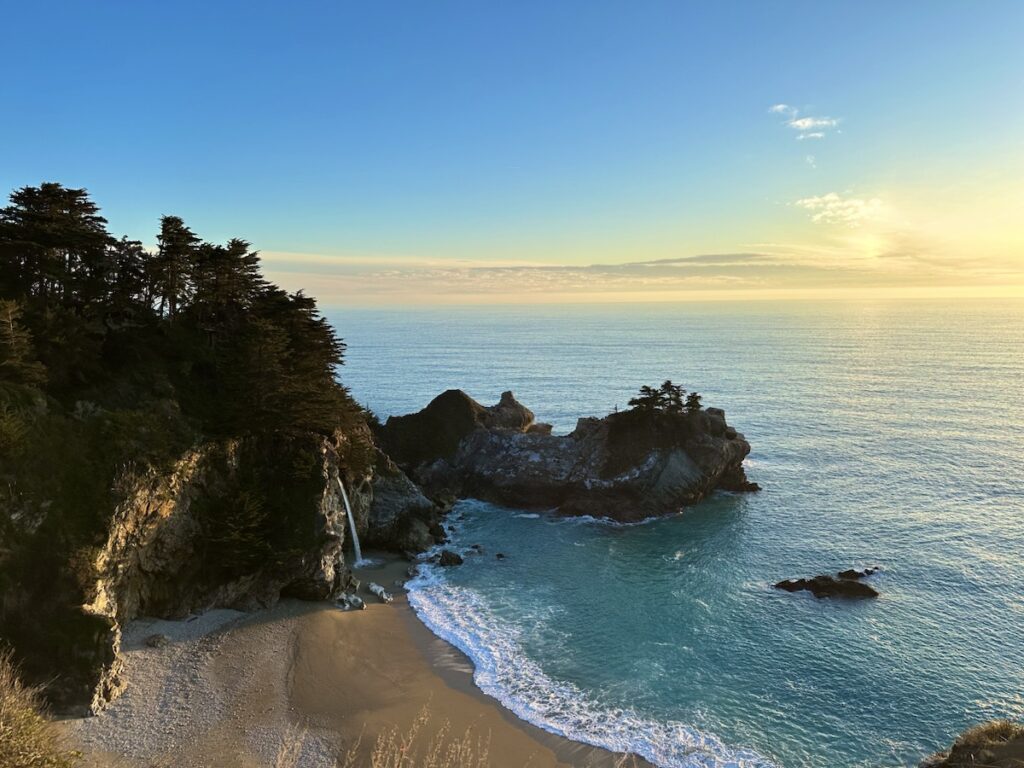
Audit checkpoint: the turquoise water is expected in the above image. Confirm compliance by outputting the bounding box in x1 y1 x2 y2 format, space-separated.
328 300 1024 768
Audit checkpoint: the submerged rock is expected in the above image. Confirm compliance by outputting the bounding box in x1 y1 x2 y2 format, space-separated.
774 569 881 599
379 390 757 523
438 550 464 567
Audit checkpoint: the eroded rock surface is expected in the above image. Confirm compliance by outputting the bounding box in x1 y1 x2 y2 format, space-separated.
379 390 757 523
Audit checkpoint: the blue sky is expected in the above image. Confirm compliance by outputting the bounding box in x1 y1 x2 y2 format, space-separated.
2 1 1022 303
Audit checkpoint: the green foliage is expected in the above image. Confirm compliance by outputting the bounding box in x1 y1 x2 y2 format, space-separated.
685 391 702 413
627 380 696 414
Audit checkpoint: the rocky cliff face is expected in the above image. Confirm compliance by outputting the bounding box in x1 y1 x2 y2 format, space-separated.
65 431 358 713
379 391 758 523
9 426 437 714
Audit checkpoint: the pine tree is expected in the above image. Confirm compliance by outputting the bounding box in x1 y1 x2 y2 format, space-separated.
0 184 111 306
151 216 199 318
628 385 664 411
105 237 150 324
660 380 685 413
686 392 702 413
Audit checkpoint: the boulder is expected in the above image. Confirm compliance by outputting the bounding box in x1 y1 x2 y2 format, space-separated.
438 550 464 567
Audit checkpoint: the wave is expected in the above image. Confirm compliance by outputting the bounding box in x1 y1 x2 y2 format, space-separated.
406 550 776 768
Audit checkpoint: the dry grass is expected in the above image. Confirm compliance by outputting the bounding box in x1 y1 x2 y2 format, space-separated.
0 649 79 768
338 707 490 768
274 708 490 768
924 720 1024 768
956 721 1024 750
274 721 309 768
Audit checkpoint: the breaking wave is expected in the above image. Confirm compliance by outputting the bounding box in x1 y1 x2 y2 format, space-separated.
406 556 775 768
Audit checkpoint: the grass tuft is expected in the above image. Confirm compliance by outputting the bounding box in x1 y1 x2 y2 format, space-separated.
0 649 79 768
338 706 490 768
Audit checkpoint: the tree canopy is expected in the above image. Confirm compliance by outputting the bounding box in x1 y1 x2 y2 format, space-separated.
0 181 360 437
627 380 702 414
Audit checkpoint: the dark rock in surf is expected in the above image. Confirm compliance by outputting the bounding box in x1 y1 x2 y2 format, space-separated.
774 569 880 599
837 567 879 580
438 550 464 567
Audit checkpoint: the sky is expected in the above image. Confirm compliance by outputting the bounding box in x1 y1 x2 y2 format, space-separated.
1 1 1022 305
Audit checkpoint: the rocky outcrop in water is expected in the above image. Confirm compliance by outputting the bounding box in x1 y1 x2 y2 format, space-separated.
378 390 757 523
774 568 880 599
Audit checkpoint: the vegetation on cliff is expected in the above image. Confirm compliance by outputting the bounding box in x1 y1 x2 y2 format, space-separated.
922 721 1024 768
0 650 78 768
0 182 368 702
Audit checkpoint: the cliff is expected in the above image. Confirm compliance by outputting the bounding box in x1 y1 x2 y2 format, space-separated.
378 390 757 522
2 426 440 714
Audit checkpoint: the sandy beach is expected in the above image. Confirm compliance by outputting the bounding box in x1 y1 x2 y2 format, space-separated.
65 555 632 768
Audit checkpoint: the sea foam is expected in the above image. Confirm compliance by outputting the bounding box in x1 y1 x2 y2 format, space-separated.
407 535 776 768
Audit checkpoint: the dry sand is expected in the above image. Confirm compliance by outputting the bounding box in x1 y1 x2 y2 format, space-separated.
65 555 632 768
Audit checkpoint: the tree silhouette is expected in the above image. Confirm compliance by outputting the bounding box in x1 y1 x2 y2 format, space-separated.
0 183 112 306
151 215 199 318
628 385 664 411
660 380 685 413
686 392 703 413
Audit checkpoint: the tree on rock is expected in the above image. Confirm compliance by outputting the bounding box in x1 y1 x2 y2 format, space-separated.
686 392 702 413
660 380 685 413
628 385 664 411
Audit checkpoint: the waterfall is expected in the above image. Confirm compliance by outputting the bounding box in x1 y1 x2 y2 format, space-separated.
336 476 363 565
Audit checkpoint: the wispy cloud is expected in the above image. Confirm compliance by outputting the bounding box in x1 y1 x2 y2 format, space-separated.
770 104 841 140
795 192 883 226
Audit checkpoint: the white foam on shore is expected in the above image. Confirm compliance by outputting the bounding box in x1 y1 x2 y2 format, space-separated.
406 551 776 768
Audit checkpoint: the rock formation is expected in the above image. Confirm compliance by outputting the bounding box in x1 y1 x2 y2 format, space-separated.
378 390 757 523
774 568 881 599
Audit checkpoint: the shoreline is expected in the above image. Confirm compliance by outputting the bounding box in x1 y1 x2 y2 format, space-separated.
64 553 639 768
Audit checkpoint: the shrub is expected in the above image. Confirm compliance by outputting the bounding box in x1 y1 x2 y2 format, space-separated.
0 649 79 768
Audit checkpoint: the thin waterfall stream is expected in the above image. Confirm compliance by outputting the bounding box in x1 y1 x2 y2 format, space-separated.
336 476 363 565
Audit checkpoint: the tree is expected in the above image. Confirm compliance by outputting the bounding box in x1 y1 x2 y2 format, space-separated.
0 183 112 306
189 238 265 342
686 392 702 413
0 300 46 387
150 215 199 318
628 385 664 411
659 380 685 413
104 237 150 324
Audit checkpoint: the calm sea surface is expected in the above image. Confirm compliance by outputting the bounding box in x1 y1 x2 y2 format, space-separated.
327 300 1024 768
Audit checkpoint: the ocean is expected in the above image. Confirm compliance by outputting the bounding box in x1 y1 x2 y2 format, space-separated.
328 300 1024 768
